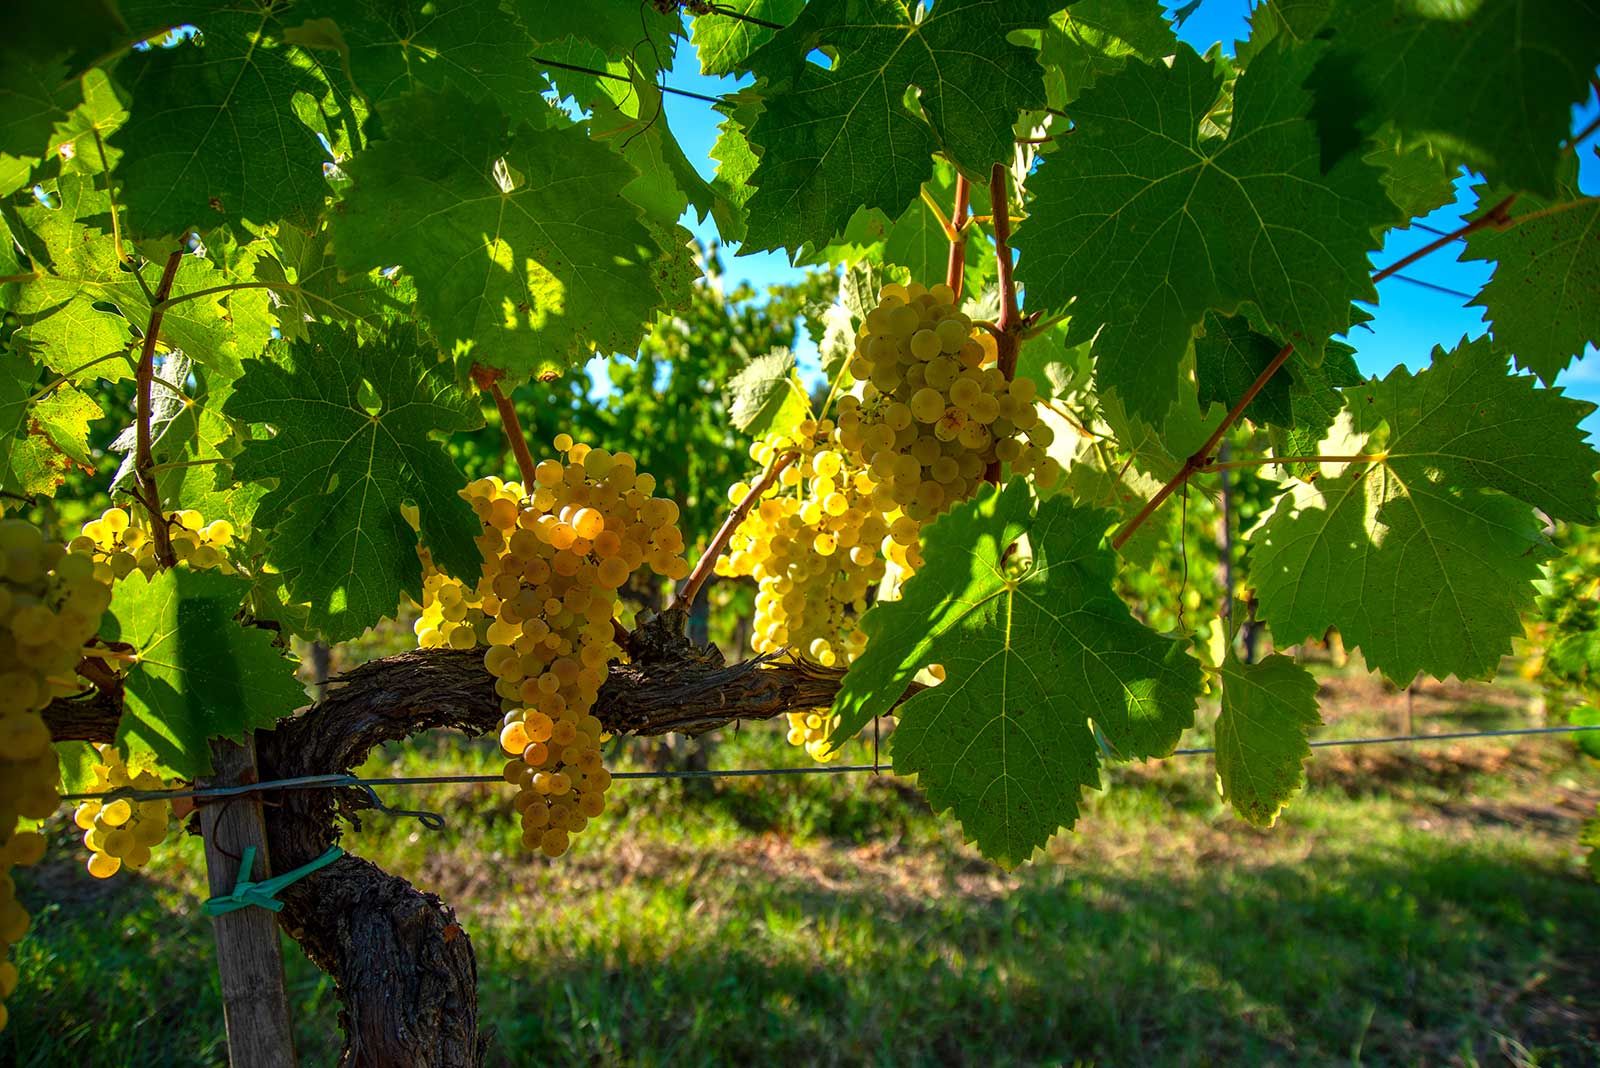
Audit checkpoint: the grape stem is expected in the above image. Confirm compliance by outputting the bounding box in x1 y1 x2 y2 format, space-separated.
945 172 972 294
135 247 187 568
470 365 539 488
985 161 1022 485
673 448 797 612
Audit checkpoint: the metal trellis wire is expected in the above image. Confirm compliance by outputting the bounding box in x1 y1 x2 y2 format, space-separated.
55 723 1600 806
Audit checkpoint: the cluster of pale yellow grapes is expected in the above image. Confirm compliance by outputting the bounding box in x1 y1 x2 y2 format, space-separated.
0 514 114 1031
70 506 235 582
72 745 170 879
716 426 915 762
839 280 1058 504
419 436 688 857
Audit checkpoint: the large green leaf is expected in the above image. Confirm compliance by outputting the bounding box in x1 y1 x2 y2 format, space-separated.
292 0 553 127
737 0 1058 252
1302 0 1600 198
1215 651 1321 827
725 348 810 441
112 6 346 237
1015 42 1391 427
1249 336 1599 682
1462 164 1600 386
224 325 483 641
1193 312 1294 427
101 569 307 780
1038 0 1177 109
0 349 102 496
332 88 674 377
691 0 806 76
11 177 275 378
832 480 1202 864
108 354 260 524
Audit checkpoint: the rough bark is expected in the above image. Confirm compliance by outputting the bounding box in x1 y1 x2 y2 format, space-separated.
40 612 877 1067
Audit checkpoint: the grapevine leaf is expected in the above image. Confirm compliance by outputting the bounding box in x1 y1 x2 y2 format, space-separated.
513 1 681 63
832 480 1202 865
1250 336 1600 682
1215 651 1321 827
249 224 416 338
332 88 672 377
101 569 306 780
738 0 1059 252
291 0 553 128
108 356 261 523
1462 164 1600 385
583 69 720 228
0 350 102 496
1013 317 1092 402
1014 42 1391 427
725 347 809 440
11 178 275 378
1272 341 1365 480
224 324 483 642
113 6 343 236
710 89 763 243
1303 0 1600 198
1365 134 1457 222
691 0 807 76
0 54 82 180
0 0 129 76
1194 312 1293 427
1570 707 1600 761
1038 0 1178 109
53 741 99 796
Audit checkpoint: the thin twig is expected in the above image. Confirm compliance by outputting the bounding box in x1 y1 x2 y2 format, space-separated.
135 249 187 568
673 449 797 611
1112 342 1294 551
946 173 972 294
1114 192 1525 551
1372 194 1515 283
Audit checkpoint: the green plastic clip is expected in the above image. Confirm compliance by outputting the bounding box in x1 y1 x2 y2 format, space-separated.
202 845 344 916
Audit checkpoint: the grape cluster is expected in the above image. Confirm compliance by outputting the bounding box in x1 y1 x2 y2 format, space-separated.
72 745 171 879
0 515 113 1031
71 506 236 582
837 281 1058 507
717 426 918 761
419 437 688 857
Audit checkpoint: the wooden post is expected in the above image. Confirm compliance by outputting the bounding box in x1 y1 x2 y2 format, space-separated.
199 737 298 1068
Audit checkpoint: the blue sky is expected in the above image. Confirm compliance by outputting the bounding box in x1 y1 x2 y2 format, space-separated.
650 1 1600 425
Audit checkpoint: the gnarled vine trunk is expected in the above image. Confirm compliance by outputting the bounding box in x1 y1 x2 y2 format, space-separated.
44 613 873 1066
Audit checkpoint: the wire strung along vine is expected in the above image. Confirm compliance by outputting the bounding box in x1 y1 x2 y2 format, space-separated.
3 0 1599 1062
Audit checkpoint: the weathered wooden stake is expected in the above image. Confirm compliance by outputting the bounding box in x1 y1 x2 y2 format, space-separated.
199 736 298 1068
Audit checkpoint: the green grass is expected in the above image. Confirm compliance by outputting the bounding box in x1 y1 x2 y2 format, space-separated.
6 671 1600 1066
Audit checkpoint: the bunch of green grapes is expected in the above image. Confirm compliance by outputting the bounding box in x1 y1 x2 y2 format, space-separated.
0 514 114 1031
71 506 236 582
430 437 688 858
717 426 921 761
413 561 487 651
72 744 171 879
836 280 1058 509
